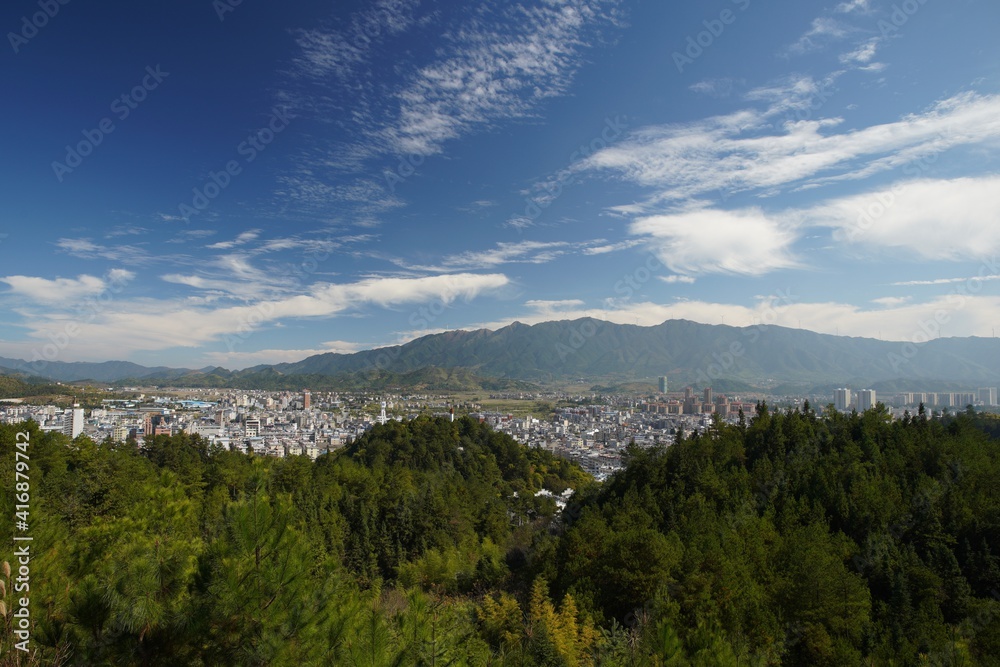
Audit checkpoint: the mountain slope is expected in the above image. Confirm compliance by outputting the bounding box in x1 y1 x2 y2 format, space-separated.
260 319 1000 386
0 357 189 383
5 319 1000 387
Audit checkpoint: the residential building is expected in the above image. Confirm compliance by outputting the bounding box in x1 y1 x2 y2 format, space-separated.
834 388 852 412
857 389 876 412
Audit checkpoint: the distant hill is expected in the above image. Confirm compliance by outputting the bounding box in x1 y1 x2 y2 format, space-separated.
0 356 189 383
5 319 1000 390
0 373 71 399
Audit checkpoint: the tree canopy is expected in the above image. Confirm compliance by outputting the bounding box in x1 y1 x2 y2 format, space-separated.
1 407 999 665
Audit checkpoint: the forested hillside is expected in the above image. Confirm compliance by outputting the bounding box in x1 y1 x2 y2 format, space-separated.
2 409 999 665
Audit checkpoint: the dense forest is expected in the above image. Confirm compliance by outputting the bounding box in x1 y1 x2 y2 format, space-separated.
1 406 999 665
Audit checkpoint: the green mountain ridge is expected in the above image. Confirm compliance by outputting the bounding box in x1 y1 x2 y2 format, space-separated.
266 319 1000 386
5 319 1000 389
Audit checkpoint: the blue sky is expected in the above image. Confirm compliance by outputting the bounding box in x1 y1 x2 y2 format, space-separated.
2 0 999 370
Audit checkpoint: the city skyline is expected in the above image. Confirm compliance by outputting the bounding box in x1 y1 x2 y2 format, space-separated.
2 0 1000 370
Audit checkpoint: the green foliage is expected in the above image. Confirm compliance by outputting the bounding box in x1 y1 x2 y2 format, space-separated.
551 405 1000 665
2 410 999 665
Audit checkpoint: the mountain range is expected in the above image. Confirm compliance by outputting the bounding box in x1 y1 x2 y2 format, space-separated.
4 319 1000 391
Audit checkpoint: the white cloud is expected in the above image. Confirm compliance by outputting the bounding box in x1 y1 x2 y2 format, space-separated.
1 274 106 304
799 176 1000 261
630 208 799 276
581 92 1000 208
0 270 135 305
660 275 696 284
8 273 511 360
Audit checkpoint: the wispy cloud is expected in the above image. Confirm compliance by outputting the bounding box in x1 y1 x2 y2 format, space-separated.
582 239 645 255
787 17 850 55
166 229 217 244
405 240 572 272
206 229 262 250
382 1 625 157
689 78 739 98
8 273 510 360
893 274 1000 287
581 92 1000 208
292 0 422 83
55 238 150 264
286 1 624 179
278 1 626 228
839 37 886 72
840 37 879 65
105 226 148 239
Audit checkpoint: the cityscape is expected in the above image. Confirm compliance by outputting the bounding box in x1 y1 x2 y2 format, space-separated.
5 379 997 484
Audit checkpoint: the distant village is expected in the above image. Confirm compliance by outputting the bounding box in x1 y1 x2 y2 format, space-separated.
2 378 997 482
